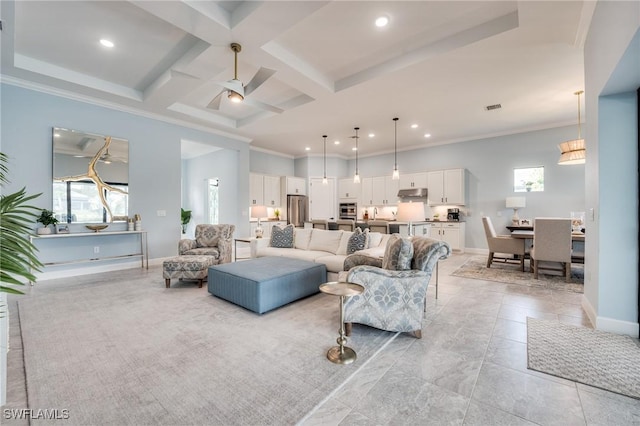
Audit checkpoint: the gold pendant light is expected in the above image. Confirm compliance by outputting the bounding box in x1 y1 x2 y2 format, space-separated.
558 90 586 165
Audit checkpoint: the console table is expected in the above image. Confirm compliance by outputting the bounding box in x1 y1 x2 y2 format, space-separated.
29 231 148 279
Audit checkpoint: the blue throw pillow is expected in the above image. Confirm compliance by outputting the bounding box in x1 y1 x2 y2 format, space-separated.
347 228 369 254
270 224 294 248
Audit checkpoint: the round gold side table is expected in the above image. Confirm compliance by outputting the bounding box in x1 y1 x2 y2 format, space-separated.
319 281 364 365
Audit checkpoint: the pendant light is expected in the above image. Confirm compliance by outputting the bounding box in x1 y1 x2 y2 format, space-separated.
392 117 399 180
558 90 586 165
353 127 361 183
322 135 328 185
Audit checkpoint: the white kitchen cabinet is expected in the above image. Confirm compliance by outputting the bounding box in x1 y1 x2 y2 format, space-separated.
281 176 306 196
427 168 466 205
362 176 398 206
338 178 360 200
249 173 264 206
397 222 431 238
398 172 427 189
263 175 281 207
427 222 466 252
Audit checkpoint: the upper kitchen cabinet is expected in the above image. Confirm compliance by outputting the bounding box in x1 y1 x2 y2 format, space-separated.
338 178 360 200
362 176 399 206
427 168 466 205
249 173 264 206
250 173 282 207
281 176 306 196
398 172 427 189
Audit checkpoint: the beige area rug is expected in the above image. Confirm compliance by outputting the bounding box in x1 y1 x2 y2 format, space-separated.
527 318 640 399
18 272 396 425
451 255 584 293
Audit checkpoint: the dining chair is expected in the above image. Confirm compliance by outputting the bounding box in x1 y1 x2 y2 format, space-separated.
336 219 355 232
367 220 389 234
530 218 572 282
482 216 526 271
311 219 329 230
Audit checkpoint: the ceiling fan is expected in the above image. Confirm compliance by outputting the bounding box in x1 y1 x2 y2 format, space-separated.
206 43 282 114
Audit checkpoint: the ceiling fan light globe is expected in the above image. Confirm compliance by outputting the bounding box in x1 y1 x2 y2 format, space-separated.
228 91 244 103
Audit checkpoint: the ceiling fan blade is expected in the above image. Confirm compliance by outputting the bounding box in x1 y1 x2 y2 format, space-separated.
206 91 224 110
244 67 276 97
219 79 244 97
243 97 283 114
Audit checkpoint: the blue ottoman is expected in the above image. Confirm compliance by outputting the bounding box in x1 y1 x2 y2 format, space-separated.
208 257 327 314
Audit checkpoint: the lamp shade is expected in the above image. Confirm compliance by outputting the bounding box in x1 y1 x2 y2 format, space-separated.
505 197 526 209
558 138 586 165
250 205 268 219
396 202 425 222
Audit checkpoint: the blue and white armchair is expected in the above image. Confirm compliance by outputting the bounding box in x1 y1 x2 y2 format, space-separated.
342 236 451 338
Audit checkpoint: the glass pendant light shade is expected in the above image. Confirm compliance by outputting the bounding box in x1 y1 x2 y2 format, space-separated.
558 91 586 165
322 135 328 185
392 117 399 179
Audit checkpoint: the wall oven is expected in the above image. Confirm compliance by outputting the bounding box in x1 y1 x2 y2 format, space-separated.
339 202 357 220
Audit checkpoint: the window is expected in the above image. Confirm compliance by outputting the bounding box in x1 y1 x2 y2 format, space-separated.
207 178 219 224
514 167 544 192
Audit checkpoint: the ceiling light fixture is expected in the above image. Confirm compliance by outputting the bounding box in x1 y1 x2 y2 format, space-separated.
322 135 328 185
411 124 418 129
424 133 431 138
375 16 389 27
353 127 361 184
305 147 310 151
392 117 400 180
227 43 245 103
334 140 340 145
99 39 114 48
558 90 586 165
368 133 375 138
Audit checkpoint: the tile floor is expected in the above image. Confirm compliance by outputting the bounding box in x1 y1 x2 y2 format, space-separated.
4 253 640 425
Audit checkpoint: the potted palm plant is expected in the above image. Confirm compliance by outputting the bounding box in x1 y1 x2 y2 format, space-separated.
36 209 59 235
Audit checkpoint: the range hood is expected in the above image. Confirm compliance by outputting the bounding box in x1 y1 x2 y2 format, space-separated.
397 188 428 198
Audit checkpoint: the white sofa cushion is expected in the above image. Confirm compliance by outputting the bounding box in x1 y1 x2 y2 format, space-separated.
336 231 354 255
314 254 348 273
257 247 329 263
308 229 343 254
368 232 383 248
294 228 312 250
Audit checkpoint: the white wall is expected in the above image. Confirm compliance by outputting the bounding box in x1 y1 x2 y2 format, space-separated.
584 0 639 336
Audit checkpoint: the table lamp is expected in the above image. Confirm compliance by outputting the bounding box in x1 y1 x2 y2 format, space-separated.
396 201 425 237
506 197 526 226
251 205 268 238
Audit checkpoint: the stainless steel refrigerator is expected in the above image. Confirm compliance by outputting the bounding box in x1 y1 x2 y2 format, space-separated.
287 195 308 227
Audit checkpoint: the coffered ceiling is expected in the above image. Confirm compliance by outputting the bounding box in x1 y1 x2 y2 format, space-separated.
0 1 592 158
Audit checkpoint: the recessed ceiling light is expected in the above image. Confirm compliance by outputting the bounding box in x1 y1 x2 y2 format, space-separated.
424 133 431 138
375 16 389 27
368 133 375 138
411 124 418 129
352 147 357 151
53 133 60 138
334 140 340 145
100 39 114 48
305 147 310 151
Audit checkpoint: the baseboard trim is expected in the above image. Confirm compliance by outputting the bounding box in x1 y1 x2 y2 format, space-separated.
463 248 488 255
596 316 640 338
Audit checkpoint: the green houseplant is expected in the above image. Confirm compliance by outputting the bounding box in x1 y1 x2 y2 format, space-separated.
181 208 192 234
36 209 59 235
0 152 43 295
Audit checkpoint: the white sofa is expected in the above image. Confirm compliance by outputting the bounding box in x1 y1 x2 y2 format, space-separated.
250 228 389 281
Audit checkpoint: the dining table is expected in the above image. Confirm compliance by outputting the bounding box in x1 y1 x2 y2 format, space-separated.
510 230 585 242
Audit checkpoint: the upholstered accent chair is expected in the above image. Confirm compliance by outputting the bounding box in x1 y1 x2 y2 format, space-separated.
312 219 329 230
482 216 526 271
342 236 451 338
336 219 355 231
179 224 235 265
530 218 572 282
367 220 389 234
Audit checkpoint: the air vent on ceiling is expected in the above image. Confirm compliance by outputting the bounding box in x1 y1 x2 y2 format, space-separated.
485 104 502 111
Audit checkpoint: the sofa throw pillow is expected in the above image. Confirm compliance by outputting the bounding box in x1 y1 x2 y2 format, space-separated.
381 234 414 270
336 231 354 255
308 229 343 254
347 228 369 254
270 224 294 248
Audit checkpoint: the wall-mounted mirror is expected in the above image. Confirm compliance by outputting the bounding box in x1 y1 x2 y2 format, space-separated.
52 127 129 223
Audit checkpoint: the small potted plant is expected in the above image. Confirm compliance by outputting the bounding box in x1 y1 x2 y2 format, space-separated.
525 181 534 192
36 209 59 235
433 213 440 221
274 208 280 220
181 208 192 234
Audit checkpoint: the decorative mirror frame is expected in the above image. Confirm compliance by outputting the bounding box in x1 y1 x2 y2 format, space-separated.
52 127 129 223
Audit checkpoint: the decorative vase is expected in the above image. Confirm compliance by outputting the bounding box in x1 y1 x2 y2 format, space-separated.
37 226 51 235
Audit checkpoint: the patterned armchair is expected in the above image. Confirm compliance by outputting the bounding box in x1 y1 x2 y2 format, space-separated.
342 236 451 338
178 224 235 265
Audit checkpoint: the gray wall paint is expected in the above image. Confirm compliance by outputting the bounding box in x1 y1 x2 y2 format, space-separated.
1 83 250 267
584 0 639 334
